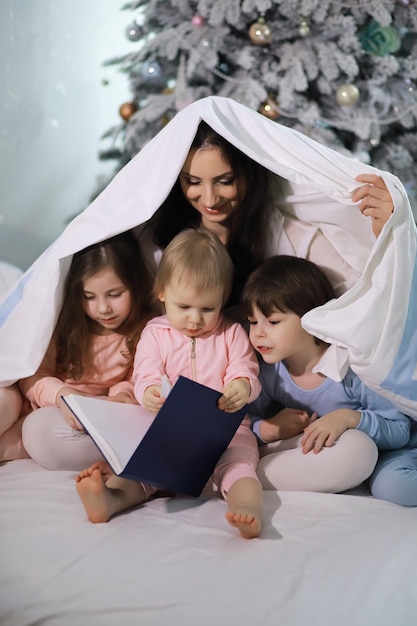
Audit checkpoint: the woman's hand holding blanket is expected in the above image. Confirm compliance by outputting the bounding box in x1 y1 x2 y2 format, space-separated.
353 174 394 237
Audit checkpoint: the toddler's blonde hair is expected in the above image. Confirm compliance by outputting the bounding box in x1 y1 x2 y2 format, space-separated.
155 229 233 306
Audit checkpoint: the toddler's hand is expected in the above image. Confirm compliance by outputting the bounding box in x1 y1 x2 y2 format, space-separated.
218 378 250 413
142 385 165 413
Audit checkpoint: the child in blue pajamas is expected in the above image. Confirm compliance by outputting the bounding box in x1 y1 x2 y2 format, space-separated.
240 255 411 495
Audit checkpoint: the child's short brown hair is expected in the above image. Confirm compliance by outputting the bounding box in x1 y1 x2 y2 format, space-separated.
241 255 336 319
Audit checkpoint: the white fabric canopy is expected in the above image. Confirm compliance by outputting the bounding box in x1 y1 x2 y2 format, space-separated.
0 96 416 416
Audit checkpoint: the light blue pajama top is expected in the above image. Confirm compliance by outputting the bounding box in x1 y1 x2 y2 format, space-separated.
249 360 410 449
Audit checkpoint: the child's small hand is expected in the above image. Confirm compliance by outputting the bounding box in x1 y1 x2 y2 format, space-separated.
108 393 138 405
352 174 394 237
260 408 317 442
56 387 85 431
218 378 250 413
301 409 360 454
142 385 165 413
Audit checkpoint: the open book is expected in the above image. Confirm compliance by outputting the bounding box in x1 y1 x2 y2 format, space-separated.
62 376 248 497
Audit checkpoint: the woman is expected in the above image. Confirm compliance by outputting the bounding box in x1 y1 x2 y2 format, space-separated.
138 120 394 303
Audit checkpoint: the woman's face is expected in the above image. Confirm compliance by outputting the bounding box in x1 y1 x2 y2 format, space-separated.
179 147 246 234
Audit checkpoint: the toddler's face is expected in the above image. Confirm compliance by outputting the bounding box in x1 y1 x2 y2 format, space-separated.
158 277 223 338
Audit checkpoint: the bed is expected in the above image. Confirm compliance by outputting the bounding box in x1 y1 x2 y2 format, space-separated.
1 459 416 626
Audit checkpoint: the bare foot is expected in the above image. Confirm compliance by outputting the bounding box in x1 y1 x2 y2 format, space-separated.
225 510 261 539
75 467 114 523
75 461 114 483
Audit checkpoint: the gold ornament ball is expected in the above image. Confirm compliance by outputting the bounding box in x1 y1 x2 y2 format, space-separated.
259 98 280 120
119 102 138 121
336 84 360 106
249 21 271 45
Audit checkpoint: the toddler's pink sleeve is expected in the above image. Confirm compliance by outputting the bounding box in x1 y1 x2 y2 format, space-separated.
224 323 261 402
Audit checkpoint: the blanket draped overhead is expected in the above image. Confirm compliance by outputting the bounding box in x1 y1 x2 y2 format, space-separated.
1 96 416 417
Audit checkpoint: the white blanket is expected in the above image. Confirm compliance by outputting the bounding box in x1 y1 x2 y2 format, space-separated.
1 460 417 626
0 96 416 416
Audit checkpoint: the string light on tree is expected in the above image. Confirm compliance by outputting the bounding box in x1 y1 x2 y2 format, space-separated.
336 83 360 106
299 19 310 37
119 102 138 121
248 17 271 45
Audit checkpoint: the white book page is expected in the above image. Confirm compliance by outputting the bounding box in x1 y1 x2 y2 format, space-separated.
160 375 172 398
63 395 154 474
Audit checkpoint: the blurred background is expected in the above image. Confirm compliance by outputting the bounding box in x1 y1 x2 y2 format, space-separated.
0 0 131 269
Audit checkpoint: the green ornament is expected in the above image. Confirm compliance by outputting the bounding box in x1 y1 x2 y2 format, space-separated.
359 19 401 56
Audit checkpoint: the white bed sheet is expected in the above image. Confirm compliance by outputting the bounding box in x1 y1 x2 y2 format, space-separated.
1 460 416 626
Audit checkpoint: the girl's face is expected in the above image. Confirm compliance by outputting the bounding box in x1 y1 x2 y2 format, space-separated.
158 275 223 339
179 147 245 235
82 268 132 334
248 306 313 366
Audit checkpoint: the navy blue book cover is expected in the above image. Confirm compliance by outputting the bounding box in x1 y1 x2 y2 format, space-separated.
123 376 247 496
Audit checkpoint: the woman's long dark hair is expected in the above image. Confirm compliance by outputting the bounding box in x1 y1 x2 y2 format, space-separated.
147 121 272 303
55 231 156 380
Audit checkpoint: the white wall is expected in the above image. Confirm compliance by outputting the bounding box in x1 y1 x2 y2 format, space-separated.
0 0 133 269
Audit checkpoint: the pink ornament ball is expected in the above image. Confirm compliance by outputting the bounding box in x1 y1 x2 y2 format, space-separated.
192 15 205 27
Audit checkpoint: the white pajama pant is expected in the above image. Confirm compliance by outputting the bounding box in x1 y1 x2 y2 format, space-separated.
257 429 378 493
22 406 104 471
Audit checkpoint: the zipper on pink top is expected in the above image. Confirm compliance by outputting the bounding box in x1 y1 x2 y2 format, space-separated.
190 337 197 381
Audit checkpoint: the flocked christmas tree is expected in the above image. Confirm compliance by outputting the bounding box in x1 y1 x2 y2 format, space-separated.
100 0 417 214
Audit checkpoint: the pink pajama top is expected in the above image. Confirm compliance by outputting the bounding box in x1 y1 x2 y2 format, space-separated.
132 315 261 405
19 332 135 412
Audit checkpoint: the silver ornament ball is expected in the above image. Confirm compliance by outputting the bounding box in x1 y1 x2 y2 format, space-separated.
125 21 143 42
